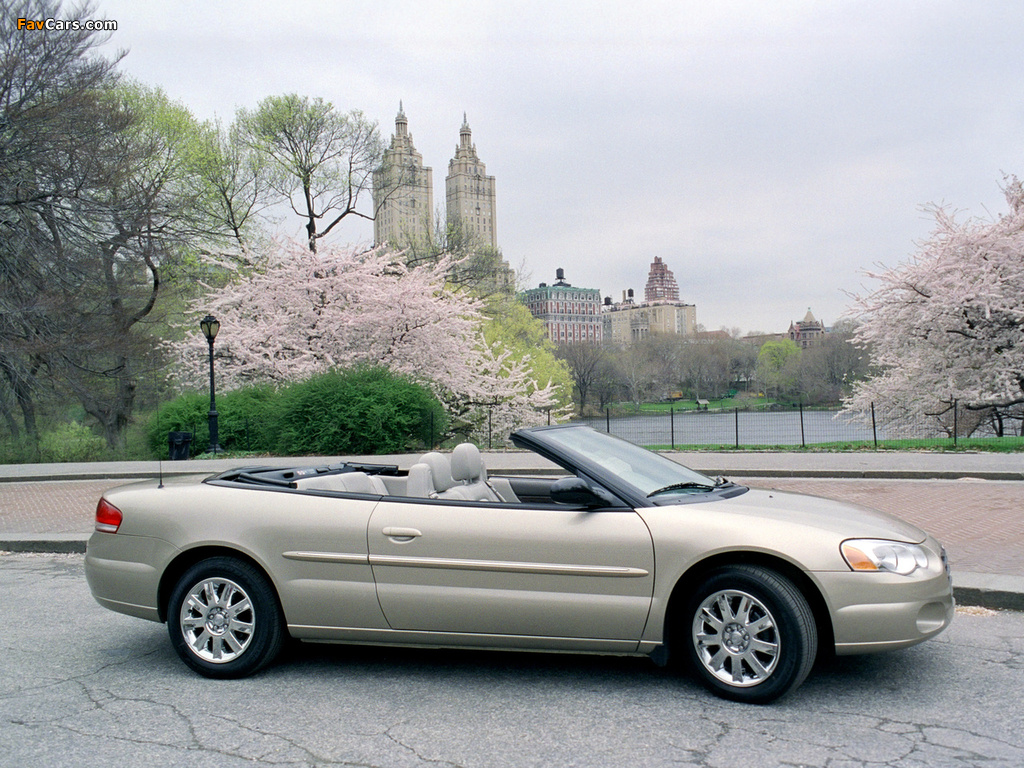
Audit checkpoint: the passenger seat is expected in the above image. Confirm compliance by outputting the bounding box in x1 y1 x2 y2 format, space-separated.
419 452 458 495
442 443 501 502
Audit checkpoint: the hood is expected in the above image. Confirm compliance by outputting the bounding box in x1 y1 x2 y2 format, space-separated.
709 487 927 543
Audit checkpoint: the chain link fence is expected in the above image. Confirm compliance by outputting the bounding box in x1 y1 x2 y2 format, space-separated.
572 404 1024 449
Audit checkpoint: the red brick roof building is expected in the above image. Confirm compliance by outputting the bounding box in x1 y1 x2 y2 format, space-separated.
644 256 680 302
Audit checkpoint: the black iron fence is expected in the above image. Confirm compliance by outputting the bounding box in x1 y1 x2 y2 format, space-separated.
572 404 1024 449
164 403 1024 458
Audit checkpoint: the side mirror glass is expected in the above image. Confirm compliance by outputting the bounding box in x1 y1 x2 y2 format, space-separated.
549 477 615 508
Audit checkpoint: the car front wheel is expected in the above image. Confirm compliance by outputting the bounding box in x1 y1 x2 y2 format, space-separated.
167 557 284 679
684 565 817 703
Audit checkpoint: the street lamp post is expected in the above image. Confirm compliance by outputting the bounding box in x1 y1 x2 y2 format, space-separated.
200 315 220 454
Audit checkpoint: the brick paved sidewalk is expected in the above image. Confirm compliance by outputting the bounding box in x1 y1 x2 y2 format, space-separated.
1 476 1021 579
735 478 1024 578
0 479 115 536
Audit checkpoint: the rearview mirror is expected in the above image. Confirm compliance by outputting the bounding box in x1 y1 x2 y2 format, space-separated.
549 477 615 508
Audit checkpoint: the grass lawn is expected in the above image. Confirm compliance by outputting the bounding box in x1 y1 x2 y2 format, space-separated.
610 396 778 413
645 437 1024 452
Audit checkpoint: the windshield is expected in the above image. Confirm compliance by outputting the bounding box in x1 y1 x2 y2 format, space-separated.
537 427 718 498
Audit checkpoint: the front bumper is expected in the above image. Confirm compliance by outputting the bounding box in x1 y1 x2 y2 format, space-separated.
819 540 954 654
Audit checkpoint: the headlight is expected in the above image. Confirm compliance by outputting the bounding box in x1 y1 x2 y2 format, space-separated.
841 539 929 575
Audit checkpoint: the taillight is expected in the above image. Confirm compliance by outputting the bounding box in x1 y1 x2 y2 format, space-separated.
95 498 123 533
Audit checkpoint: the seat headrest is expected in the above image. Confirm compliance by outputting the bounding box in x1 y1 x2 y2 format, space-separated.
451 443 483 483
419 451 456 491
406 463 434 498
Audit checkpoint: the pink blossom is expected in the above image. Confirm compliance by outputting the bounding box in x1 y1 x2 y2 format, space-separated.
172 240 559 444
844 176 1024 428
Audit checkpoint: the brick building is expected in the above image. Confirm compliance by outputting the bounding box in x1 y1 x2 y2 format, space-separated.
520 269 603 344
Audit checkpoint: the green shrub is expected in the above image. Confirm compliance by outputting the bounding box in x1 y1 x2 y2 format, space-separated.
38 422 107 462
275 367 447 455
0 434 39 463
149 370 444 458
148 385 279 458
214 385 279 454
122 416 160 460
148 392 208 458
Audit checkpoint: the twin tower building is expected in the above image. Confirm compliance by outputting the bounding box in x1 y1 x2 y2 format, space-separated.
372 104 496 252
372 104 699 347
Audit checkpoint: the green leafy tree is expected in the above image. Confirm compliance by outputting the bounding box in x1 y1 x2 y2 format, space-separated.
756 339 802 399
51 82 239 449
0 7 252 451
0 0 123 442
236 94 384 252
191 117 274 255
483 298 572 415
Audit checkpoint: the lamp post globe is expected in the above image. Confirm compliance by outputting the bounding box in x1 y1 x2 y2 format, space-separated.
200 315 221 454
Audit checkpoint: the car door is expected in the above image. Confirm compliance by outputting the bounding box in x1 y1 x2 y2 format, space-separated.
255 491 389 636
367 497 655 645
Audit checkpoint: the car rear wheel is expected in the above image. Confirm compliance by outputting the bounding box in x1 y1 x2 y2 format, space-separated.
168 557 284 679
684 565 817 704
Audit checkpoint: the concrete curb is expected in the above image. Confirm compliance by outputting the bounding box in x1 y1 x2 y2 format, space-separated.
1 534 90 554
952 573 1024 612
2 534 1021 612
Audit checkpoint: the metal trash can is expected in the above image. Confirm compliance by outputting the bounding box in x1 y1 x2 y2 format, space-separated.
168 431 192 460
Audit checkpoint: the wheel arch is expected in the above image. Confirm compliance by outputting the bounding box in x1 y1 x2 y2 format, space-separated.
157 546 279 624
662 551 835 662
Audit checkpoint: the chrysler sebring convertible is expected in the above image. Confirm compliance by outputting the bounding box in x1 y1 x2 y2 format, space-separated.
85 424 953 703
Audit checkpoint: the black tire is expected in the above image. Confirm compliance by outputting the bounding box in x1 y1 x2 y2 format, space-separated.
167 557 285 679
683 564 817 704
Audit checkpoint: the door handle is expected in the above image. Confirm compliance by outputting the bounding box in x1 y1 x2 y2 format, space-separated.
382 527 422 542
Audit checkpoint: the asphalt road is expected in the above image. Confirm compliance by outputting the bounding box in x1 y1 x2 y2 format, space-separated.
3 553 1023 768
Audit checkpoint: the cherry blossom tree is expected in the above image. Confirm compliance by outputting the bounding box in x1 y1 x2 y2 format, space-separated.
844 176 1024 437
173 240 562 443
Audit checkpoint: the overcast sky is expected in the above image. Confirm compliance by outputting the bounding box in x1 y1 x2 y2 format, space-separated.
97 0 1024 335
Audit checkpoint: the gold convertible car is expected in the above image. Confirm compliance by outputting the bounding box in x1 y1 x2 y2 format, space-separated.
85 424 954 703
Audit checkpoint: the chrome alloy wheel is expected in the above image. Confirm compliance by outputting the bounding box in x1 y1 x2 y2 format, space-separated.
179 577 255 664
692 588 780 687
